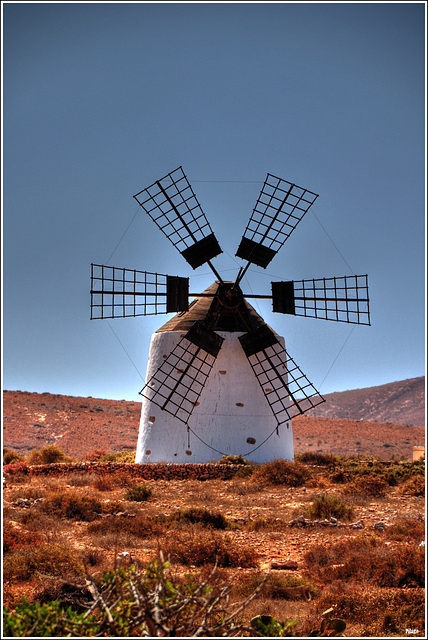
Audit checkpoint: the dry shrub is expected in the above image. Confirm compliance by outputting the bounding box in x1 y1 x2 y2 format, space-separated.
34 580 91 613
10 485 46 501
65 472 96 487
92 475 114 491
303 535 425 587
90 531 144 550
40 490 103 521
3 461 30 483
100 450 135 463
296 452 337 466
3 543 83 582
124 483 152 502
161 526 258 567
251 459 311 486
3 522 45 554
165 507 228 530
342 474 389 497
18 508 60 532
3 447 25 465
235 571 318 601
314 586 425 637
386 516 425 542
82 449 108 462
305 493 354 521
86 513 164 539
399 474 425 496
27 445 74 465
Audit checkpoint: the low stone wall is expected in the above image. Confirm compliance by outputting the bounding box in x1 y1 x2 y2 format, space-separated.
27 462 241 480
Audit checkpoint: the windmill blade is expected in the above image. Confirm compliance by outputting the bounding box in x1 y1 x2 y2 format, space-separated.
236 173 318 270
271 275 370 325
239 325 325 425
133 166 223 273
90 263 189 319
140 321 224 424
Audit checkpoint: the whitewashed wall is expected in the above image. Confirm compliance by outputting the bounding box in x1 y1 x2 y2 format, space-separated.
135 330 294 464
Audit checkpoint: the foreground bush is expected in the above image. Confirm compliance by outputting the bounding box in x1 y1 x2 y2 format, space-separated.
3 556 266 637
251 460 311 486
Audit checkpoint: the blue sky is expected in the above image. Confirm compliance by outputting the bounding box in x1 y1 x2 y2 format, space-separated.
3 1 426 402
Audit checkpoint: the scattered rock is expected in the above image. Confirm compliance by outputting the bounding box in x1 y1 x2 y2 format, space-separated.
271 560 298 570
374 521 387 530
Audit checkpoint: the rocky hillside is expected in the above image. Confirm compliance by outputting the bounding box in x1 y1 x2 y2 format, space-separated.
308 377 425 426
3 378 425 461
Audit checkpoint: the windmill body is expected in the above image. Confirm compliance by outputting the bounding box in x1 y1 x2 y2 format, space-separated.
135 283 293 463
90 167 370 464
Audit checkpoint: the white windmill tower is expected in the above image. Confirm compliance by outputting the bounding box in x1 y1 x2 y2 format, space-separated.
90 167 370 463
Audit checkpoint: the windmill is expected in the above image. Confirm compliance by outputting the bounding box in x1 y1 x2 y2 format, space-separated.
90 167 370 463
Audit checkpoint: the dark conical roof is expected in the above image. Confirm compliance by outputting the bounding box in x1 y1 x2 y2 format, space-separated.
157 281 274 334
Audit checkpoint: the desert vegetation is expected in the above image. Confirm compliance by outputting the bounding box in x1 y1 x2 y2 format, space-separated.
3 445 425 636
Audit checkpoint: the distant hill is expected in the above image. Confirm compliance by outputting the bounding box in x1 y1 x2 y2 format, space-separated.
2 378 425 461
308 376 425 426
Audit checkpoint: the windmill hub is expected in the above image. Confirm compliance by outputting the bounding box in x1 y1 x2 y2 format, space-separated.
217 282 242 311
90 166 370 464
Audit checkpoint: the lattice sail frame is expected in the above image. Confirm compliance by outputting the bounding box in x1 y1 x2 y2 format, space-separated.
133 166 222 269
90 264 188 319
236 173 319 268
272 275 370 325
239 327 324 425
140 330 223 424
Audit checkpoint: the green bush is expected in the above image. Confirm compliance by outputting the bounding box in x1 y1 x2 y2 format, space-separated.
3 599 99 637
251 459 311 486
305 493 354 521
124 483 152 502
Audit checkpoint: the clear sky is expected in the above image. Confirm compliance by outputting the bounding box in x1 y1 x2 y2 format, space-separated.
3 1 426 402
